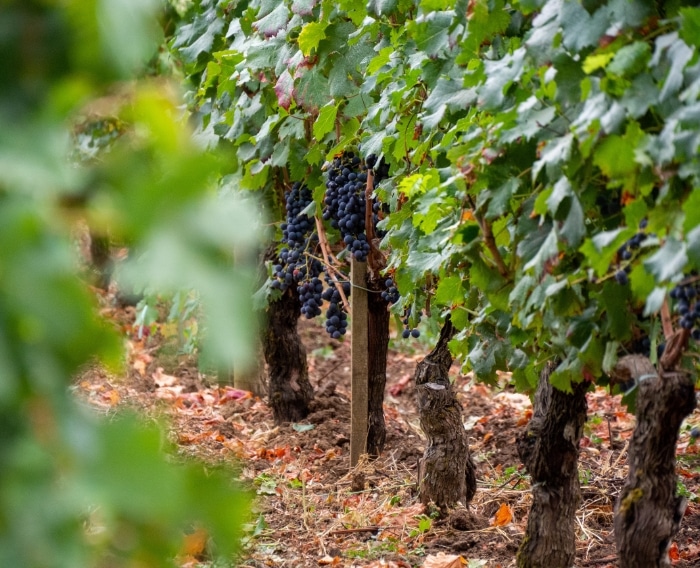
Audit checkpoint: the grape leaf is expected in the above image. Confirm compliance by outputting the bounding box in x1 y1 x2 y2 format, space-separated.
174 6 224 64
312 104 338 140
435 275 465 306
680 8 700 49
275 70 295 112
298 22 328 56
253 3 289 38
644 237 688 283
607 41 651 78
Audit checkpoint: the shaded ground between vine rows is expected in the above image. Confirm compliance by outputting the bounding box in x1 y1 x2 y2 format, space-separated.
78 295 700 568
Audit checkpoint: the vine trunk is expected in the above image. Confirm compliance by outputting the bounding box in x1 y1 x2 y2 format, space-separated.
613 355 696 568
263 286 314 423
516 362 588 568
415 317 476 512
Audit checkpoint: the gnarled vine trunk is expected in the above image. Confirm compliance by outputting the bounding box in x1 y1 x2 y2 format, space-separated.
366 275 389 456
90 232 113 290
262 287 314 423
415 317 476 513
613 352 695 568
516 362 588 568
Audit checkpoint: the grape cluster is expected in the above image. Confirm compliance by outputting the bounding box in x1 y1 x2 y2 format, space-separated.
298 277 324 319
270 183 328 323
271 182 318 294
367 154 390 238
322 152 391 262
671 279 700 340
321 279 351 338
381 277 400 304
613 219 650 285
323 153 371 261
400 308 421 339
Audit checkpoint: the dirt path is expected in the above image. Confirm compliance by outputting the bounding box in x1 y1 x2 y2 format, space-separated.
78 301 700 567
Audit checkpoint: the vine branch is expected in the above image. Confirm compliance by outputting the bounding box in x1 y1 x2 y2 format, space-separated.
364 168 386 278
314 216 351 313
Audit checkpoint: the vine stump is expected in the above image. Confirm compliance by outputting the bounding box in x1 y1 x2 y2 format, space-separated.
516 362 588 568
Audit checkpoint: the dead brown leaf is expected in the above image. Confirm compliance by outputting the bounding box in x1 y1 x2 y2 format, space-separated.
422 552 465 568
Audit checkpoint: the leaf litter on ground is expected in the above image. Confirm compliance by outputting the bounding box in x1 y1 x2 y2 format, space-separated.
75 295 700 568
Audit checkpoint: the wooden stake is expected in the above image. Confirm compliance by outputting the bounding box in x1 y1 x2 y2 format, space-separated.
350 258 369 467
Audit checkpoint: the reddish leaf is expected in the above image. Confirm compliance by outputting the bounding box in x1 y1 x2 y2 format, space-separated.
669 541 680 563
275 70 294 111
492 503 513 527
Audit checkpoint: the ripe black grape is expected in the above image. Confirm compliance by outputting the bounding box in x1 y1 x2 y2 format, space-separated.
612 219 650 286
322 152 390 262
268 181 359 340
671 277 700 340
322 277 350 338
272 182 318 293
398 306 420 340
380 276 400 304
323 153 371 261
614 270 629 285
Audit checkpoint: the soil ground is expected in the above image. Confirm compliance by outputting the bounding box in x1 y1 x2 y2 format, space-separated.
78 293 700 568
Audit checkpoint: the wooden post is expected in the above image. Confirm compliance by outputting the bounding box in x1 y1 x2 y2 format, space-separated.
350 258 369 467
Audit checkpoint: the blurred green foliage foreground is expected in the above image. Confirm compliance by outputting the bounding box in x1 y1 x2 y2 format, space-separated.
0 1 258 566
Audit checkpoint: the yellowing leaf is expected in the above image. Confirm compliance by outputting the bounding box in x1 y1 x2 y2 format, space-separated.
298 21 328 56
397 170 439 197
582 52 615 74
492 503 513 527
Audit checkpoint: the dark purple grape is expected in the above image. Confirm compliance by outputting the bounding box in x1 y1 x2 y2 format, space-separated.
614 270 629 285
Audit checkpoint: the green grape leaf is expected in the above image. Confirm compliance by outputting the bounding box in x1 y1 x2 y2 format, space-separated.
643 286 667 317
597 281 632 341
644 237 688 283
435 275 465 306
253 3 289 37
560 0 608 50
411 12 454 58
174 6 224 64
295 66 330 111
687 226 700 268
367 0 398 16
313 103 338 140
680 7 700 49
522 228 559 277
607 41 651 78
655 33 694 102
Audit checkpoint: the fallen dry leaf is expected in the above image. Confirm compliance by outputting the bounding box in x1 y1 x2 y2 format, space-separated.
318 554 340 565
492 503 513 527
422 552 465 568
668 541 680 562
176 526 208 567
153 367 178 387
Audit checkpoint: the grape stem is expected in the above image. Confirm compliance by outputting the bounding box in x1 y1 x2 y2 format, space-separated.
659 327 690 371
660 297 674 341
364 168 386 277
467 195 509 278
314 215 351 313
